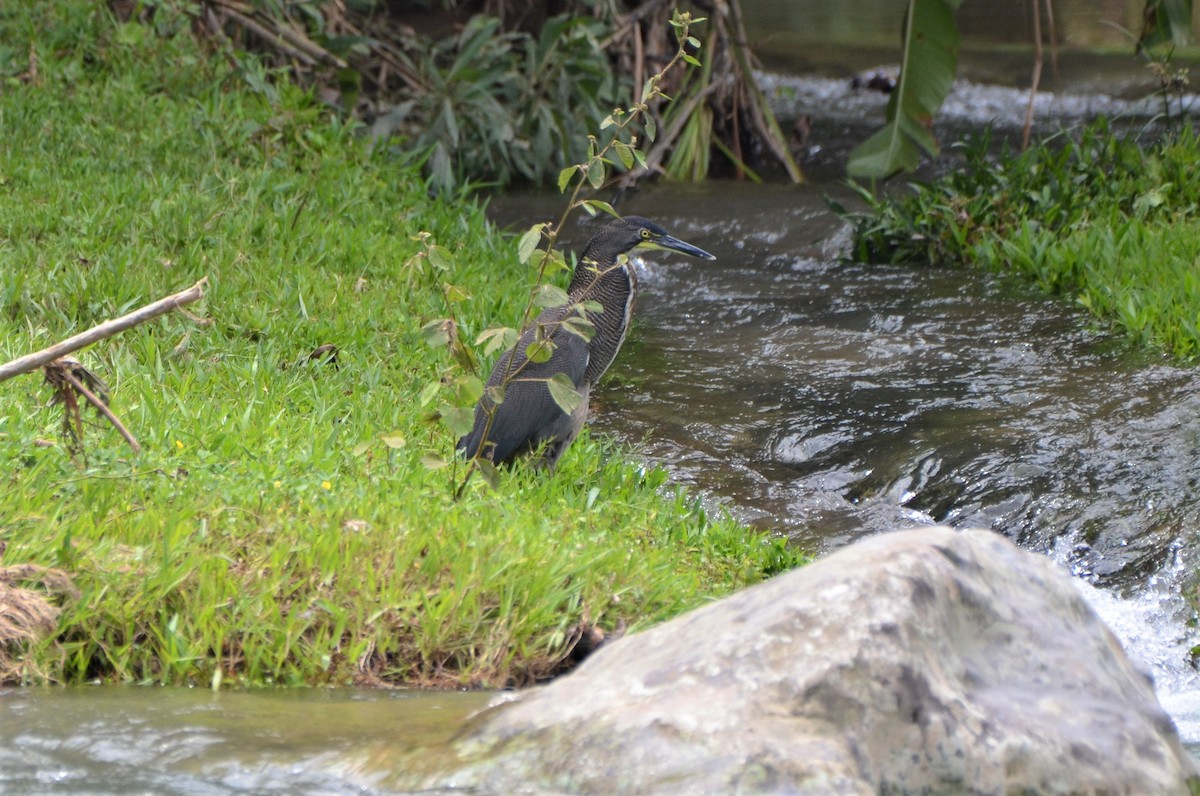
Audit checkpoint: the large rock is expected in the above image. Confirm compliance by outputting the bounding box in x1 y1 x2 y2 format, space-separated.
403 528 1198 794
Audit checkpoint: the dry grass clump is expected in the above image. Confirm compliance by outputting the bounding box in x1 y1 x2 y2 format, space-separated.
0 548 79 682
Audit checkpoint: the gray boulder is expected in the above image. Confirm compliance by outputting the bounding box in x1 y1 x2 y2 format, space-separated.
402 527 1198 795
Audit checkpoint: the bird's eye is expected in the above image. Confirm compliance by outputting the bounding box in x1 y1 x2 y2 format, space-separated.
639 228 651 239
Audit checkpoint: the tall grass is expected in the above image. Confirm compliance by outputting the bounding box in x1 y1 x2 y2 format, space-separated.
0 2 803 687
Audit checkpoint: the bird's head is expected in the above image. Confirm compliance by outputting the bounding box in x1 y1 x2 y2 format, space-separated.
585 215 716 264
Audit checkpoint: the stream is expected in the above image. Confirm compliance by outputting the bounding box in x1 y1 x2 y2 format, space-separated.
580 181 1200 736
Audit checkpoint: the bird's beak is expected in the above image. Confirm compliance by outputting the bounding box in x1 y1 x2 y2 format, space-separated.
644 234 716 261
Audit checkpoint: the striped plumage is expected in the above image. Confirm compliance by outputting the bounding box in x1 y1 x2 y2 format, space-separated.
457 215 715 469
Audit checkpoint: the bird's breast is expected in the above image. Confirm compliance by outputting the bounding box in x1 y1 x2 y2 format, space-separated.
581 262 635 385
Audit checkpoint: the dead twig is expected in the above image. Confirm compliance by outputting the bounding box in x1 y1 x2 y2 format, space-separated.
204 0 348 69
59 363 142 454
0 278 207 384
1 278 207 456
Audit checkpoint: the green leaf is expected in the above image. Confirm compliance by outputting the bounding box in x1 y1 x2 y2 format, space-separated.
485 385 505 405
600 115 616 130
614 142 635 170
682 54 701 67
562 314 595 342
1141 0 1194 49
847 0 963 179
518 224 544 264
418 381 442 408
421 453 448 470
442 283 470 303
547 373 583 416
475 325 518 356
428 245 453 271
440 404 475 438
380 433 407 449
587 160 605 189
525 339 555 363
557 166 578 193
540 249 569 274
474 458 500 489
453 374 483 405
534 283 570 308
420 318 452 348
581 200 619 218
580 299 604 314
644 114 657 143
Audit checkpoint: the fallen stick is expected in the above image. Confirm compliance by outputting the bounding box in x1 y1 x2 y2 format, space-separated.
0 278 207 384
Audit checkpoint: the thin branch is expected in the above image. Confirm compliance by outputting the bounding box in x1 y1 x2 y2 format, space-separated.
0 278 208 384
1023 0 1044 150
207 0 348 69
58 367 141 454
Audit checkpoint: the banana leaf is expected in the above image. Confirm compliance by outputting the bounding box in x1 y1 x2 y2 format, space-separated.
847 0 964 179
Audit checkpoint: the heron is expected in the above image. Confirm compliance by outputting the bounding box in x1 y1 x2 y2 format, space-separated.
457 215 715 469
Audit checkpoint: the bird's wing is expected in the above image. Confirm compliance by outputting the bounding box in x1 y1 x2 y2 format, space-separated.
457 308 590 464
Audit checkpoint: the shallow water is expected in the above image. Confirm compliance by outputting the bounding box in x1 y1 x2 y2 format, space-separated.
0 687 490 795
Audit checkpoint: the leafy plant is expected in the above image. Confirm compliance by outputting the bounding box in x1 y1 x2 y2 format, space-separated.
847 0 964 179
371 14 616 191
848 0 1195 179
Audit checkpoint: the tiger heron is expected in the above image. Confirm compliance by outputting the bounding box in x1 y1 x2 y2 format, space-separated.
457 215 715 468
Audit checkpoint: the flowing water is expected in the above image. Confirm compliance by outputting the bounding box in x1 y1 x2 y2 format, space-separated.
0 687 490 794
487 173 1200 747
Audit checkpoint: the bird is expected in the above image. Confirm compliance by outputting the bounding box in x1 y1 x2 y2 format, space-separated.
457 215 715 469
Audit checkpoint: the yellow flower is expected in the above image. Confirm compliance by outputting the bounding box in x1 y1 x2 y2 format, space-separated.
175 440 184 450
321 480 332 490
274 480 282 489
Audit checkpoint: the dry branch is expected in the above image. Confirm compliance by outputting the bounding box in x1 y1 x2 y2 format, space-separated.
0 278 207 384
59 363 142 454
204 0 348 69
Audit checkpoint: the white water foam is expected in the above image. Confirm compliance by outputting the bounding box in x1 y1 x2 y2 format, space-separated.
1061 543 1200 746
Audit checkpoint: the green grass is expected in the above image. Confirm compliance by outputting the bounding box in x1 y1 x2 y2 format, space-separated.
848 121 1200 359
0 2 803 688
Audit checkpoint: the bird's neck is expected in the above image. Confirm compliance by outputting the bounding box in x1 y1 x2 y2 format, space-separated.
569 254 637 386
569 255 633 298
